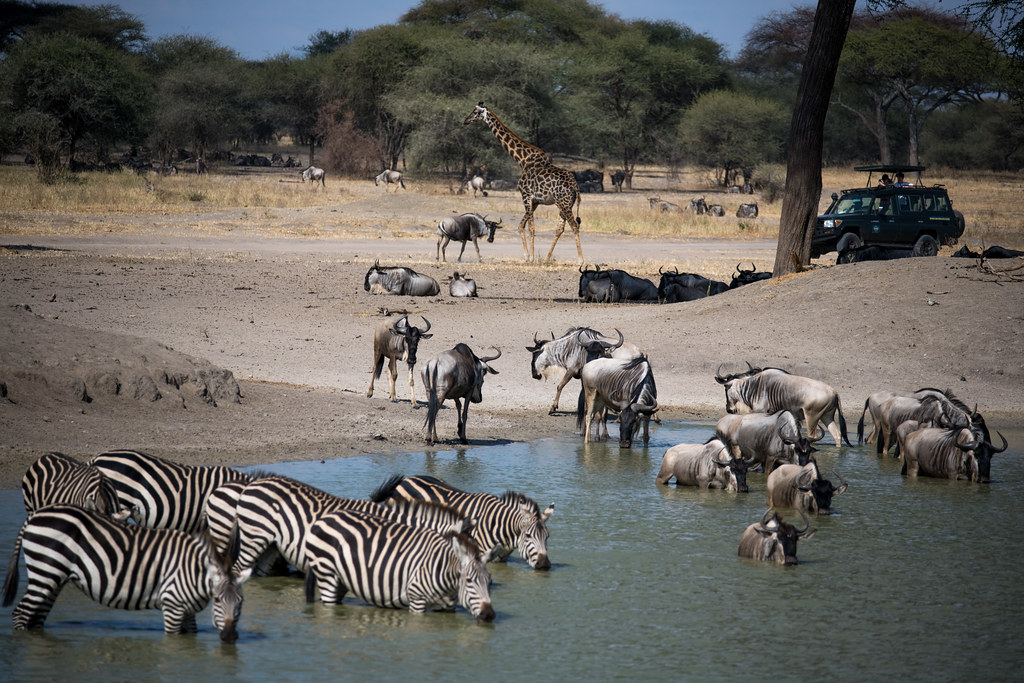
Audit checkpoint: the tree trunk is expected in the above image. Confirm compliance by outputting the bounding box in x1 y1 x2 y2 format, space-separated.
773 0 857 277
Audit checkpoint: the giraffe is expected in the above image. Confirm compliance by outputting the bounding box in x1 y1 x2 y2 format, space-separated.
464 103 583 264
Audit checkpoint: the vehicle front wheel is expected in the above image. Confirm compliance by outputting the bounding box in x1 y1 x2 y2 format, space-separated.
836 233 863 253
913 234 939 257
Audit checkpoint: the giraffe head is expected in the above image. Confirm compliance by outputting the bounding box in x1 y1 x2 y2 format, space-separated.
464 102 490 125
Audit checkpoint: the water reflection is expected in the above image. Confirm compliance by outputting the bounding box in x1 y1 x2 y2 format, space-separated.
1 422 1021 680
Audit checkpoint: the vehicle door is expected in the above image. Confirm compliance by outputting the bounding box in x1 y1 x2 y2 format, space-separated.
867 190 899 244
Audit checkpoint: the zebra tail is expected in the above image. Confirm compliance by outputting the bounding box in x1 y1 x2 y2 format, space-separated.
2 527 24 607
304 568 317 604
369 474 405 503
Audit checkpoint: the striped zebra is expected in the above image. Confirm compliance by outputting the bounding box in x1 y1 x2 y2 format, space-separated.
225 475 472 576
304 508 496 621
371 474 554 570
2 505 251 641
21 451 130 521
89 449 251 533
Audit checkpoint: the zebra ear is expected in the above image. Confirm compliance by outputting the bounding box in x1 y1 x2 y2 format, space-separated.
481 544 502 564
541 504 554 522
460 517 477 535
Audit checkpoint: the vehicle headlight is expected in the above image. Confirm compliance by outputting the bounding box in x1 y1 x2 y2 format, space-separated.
824 219 842 229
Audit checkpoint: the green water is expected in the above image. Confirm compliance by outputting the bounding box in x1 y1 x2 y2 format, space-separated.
2 422 1022 681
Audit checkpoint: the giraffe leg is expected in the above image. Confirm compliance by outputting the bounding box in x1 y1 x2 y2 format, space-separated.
517 214 531 261
545 219 566 262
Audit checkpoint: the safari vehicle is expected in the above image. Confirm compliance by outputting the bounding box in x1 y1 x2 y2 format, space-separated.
811 165 964 258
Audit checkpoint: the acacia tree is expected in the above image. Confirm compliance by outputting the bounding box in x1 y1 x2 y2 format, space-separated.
773 0 857 277
3 32 152 178
678 90 787 186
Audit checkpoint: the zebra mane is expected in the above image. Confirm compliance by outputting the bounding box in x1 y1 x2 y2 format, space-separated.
369 474 404 503
500 490 540 516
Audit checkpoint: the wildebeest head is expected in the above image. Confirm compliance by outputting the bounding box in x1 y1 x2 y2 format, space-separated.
364 260 384 291
714 362 763 414
749 508 816 565
784 424 827 466
961 429 1008 483
483 216 501 243
797 463 848 515
577 264 603 298
711 444 755 493
525 328 621 380
502 491 554 570
616 358 658 448
393 315 431 367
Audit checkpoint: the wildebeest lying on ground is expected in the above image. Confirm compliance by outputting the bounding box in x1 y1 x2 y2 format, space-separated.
448 272 478 297
577 265 658 302
364 261 440 296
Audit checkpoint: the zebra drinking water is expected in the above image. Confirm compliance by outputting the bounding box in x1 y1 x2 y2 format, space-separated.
21 451 130 520
2 505 251 641
304 509 496 621
222 475 472 577
89 449 252 534
371 475 554 570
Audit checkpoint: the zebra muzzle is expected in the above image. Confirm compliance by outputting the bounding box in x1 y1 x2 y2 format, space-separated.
476 602 496 623
219 619 239 644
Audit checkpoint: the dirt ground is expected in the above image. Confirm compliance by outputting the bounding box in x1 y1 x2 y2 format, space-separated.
1 193 1022 491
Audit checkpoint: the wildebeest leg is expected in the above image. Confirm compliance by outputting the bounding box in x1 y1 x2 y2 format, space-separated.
642 416 651 446
473 237 482 262
454 397 469 444
407 363 417 407
458 239 468 262
550 372 574 415
437 235 448 261
367 355 379 398
387 356 398 402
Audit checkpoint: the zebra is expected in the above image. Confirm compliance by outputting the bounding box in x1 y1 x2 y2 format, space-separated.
2 505 251 642
89 449 251 533
304 509 496 621
371 474 554 570
222 474 472 576
21 451 131 521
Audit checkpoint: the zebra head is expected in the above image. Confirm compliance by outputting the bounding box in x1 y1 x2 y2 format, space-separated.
204 525 252 643
451 533 496 623
505 493 554 570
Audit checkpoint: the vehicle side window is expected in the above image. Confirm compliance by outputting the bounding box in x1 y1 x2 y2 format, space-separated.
897 194 910 211
924 195 934 211
908 195 923 212
932 194 949 212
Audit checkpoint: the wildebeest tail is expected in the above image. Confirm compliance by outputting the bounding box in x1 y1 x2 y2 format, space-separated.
369 474 404 503
857 397 870 445
575 388 586 432
837 397 851 446
2 524 25 607
373 354 386 380
424 366 439 435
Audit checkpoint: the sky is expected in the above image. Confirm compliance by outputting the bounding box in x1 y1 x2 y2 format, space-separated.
68 0 895 61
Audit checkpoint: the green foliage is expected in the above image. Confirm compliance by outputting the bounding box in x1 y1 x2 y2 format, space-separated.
922 99 1024 170
303 29 352 57
1 1 147 54
678 90 787 185
3 32 152 169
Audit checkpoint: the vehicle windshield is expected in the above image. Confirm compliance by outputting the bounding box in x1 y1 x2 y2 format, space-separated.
833 195 872 215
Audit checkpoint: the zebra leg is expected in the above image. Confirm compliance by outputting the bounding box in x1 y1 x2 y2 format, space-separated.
12 580 64 630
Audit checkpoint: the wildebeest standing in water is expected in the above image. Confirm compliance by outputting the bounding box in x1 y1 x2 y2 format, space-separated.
901 426 1008 482
738 508 816 565
577 356 658 448
421 344 501 445
364 261 440 296
366 315 432 407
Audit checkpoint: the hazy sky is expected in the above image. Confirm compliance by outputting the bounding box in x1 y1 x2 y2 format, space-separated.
66 0 906 61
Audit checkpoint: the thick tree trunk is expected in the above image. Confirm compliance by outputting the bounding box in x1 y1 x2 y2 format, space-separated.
773 0 857 277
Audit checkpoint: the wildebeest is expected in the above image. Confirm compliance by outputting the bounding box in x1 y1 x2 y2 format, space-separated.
465 175 487 197
436 213 501 262
728 263 772 289
688 197 708 215
873 394 951 456
657 266 729 302
577 356 658 448
902 426 1008 482
707 204 725 217
582 277 617 303
301 165 325 187
573 169 604 193
655 438 753 492
364 261 440 296
366 315 432 406
952 245 1024 259
858 388 983 447
526 327 623 414
577 265 659 302
766 461 847 515
714 363 851 447
610 170 626 192
421 344 501 445
448 272 478 297
837 245 912 264
375 169 406 190
736 203 758 218
649 197 681 212
715 410 821 474
737 508 816 565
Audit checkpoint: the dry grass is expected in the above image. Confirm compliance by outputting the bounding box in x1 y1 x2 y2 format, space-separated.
0 163 1020 248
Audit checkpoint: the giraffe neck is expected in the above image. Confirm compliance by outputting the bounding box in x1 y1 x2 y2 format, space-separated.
485 110 548 168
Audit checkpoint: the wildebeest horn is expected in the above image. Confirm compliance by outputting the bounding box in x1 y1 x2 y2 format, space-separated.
480 346 502 363
630 400 658 414
794 510 811 535
419 316 431 333
713 450 733 467
759 508 778 530
992 431 1008 453
714 363 727 382
604 328 624 350
749 262 757 272
533 331 542 345
658 265 665 275
734 263 742 274
394 315 410 331
810 425 827 443
797 468 815 490
579 265 585 273
832 469 848 494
